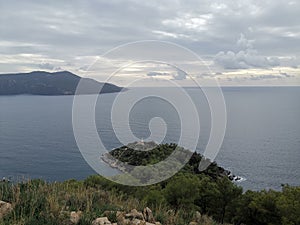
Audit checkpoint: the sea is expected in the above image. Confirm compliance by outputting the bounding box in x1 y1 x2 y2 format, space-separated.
0 86 299 191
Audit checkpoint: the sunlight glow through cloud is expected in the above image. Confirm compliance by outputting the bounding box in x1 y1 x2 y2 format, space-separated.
0 0 299 86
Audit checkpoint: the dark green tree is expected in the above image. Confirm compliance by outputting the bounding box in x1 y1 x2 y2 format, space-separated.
277 185 300 225
211 177 243 224
164 174 201 210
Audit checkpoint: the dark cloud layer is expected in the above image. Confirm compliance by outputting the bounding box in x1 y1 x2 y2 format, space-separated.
0 0 299 80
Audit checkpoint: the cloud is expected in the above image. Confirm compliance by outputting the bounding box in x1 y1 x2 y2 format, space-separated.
214 34 281 69
0 0 300 84
237 33 254 49
147 71 170 77
77 65 90 72
38 62 55 70
279 72 294 78
147 68 188 80
173 69 188 80
248 74 283 80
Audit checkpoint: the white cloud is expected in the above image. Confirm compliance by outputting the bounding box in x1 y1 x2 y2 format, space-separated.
146 68 188 80
173 68 188 80
147 71 169 77
162 13 213 31
38 62 55 70
214 34 280 69
237 34 254 49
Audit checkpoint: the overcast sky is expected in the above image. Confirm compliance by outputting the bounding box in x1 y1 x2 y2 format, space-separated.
0 0 299 86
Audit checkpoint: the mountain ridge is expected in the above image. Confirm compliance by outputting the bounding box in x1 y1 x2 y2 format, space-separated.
0 71 122 95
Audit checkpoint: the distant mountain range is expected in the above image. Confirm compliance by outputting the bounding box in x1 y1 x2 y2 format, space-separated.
0 71 123 95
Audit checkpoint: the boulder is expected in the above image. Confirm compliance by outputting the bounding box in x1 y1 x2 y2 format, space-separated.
0 200 13 219
117 212 130 225
189 222 198 225
125 209 144 220
195 211 201 222
92 217 112 225
143 207 155 223
197 215 215 224
131 219 146 225
115 209 161 225
131 220 157 225
70 211 82 224
119 218 130 225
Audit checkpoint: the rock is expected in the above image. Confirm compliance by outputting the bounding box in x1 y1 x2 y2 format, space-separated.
154 223 161 225
143 207 155 223
92 217 112 225
0 200 13 219
70 211 81 224
198 215 214 224
116 211 124 217
119 218 131 225
117 212 130 225
125 209 144 220
195 211 201 222
189 222 198 225
1 177 11 183
70 211 82 224
131 219 146 225
131 221 156 225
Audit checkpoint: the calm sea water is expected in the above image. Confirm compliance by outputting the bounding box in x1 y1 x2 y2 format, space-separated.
0 87 299 191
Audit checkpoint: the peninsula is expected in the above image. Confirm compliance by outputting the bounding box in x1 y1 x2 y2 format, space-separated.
0 71 122 95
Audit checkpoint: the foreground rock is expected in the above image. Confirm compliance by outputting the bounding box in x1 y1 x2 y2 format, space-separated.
189 211 217 225
125 209 145 220
143 207 155 223
0 200 13 219
92 217 112 225
70 211 82 224
66 207 161 225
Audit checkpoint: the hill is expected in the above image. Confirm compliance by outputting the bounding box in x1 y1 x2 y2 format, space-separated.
0 71 122 95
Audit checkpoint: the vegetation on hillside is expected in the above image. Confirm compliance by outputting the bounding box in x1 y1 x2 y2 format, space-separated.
0 143 299 225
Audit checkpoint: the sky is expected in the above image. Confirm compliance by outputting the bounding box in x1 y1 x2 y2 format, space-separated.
0 0 299 86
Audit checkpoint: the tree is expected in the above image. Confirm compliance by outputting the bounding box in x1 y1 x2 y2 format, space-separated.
212 177 243 224
246 189 280 225
194 175 219 214
277 185 300 225
164 174 201 210
144 189 166 207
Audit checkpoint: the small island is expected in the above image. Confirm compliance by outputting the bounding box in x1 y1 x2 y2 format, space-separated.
101 141 242 182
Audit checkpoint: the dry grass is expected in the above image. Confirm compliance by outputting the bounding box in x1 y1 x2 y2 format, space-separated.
0 178 223 225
